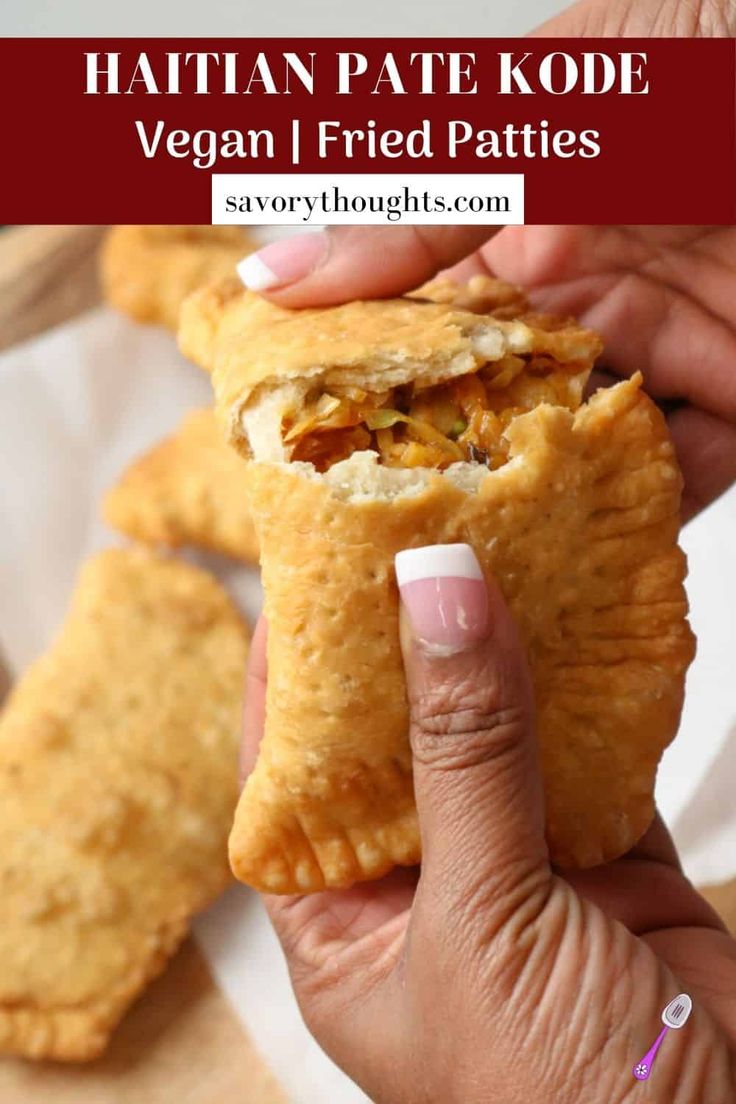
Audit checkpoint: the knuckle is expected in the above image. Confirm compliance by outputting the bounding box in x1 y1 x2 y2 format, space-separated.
433 849 552 969
411 679 527 772
410 225 444 270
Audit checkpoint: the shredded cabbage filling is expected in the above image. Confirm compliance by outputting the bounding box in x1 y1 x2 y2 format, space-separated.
282 354 586 472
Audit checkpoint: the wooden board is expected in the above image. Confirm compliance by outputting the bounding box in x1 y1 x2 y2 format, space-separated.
0 225 105 353
0 939 287 1104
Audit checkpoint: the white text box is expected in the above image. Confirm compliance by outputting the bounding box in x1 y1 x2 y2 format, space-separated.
211 174 524 225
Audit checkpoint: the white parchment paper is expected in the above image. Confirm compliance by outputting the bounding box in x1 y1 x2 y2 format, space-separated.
0 307 733 1101
0 308 368 1104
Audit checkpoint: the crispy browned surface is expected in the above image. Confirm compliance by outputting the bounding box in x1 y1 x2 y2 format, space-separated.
416 274 590 336
0 549 249 1060
413 273 530 318
230 378 694 893
101 226 255 332
178 278 602 450
104 409 259 564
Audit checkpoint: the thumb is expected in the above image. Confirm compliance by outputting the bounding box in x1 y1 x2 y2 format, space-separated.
237 226 497 306
395 543 549 907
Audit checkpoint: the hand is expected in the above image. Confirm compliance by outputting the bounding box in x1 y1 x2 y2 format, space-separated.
238 6 736 1097
242 557 736 1103
237 0 736 523
242 219 736 522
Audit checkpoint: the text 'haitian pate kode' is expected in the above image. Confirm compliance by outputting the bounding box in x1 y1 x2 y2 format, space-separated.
180 275 695 895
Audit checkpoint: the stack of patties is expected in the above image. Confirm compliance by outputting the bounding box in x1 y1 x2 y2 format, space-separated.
0 228 267 1065
102 225 261 565
179 277 696 895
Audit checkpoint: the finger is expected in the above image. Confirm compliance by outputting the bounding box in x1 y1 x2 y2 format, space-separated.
644 926 736 1047
531 0 734 35
668 406 736 522
395 543 549 917
565 858 727 936
625 813 682 870
441 251 492 284
563 814 726 936
237 226 498 306
482 227 736 425
240 615 267 786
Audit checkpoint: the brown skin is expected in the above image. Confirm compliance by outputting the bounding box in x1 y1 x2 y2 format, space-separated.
243 596 736 1103
240 3 736 1096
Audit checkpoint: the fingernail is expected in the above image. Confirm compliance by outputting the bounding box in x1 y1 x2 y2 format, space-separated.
237 232 329 291
395 544 489 653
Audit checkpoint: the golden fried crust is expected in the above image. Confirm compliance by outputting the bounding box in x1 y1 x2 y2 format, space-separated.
178 280 602 445
413 273 530 318
230 377 695 893
416 275 587 335
0 550 249 1061
103 409 259 564
101 226 256 332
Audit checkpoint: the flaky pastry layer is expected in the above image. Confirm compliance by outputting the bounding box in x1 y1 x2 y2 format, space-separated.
178 278 602 458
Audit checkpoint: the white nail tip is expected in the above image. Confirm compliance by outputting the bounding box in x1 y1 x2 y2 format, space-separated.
236 253 280 291
395 544 483 587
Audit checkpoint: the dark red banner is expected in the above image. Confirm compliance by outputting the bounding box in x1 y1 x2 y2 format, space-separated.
1 38 734 223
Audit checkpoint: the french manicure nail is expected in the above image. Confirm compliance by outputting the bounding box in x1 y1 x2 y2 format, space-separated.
237 231 329 291
395 544 489 652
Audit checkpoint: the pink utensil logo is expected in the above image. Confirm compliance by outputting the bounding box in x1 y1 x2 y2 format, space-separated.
633 994 692 1082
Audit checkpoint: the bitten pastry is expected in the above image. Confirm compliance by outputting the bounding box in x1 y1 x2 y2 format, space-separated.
101 225 255 331
180 277 695 894
104 408 259 564
0 549 248 1061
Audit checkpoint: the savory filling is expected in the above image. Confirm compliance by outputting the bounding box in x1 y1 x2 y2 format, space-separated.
282 353 587 473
